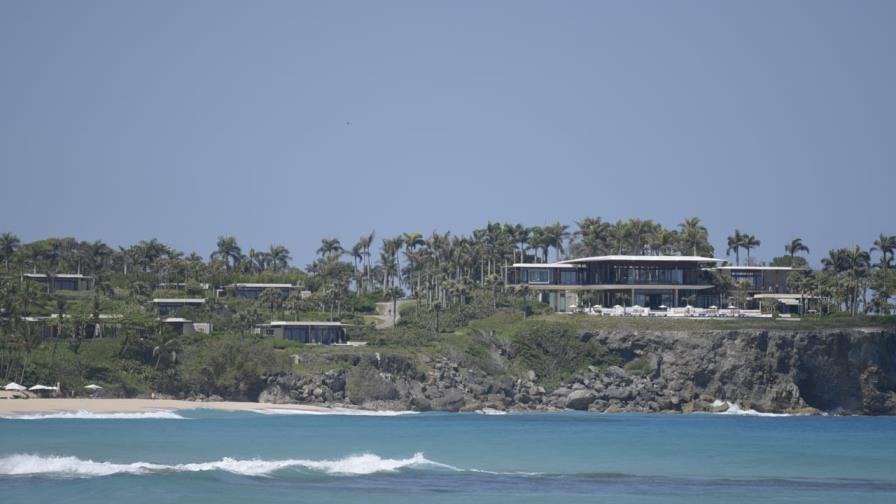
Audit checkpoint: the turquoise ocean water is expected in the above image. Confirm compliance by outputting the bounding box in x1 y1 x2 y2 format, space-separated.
2 409 895 503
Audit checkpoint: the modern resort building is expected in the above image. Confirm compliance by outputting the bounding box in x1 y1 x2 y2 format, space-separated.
714 265 809 313
255 321 348 345
507 255 725 311
22 273 94 291
507 255 805 313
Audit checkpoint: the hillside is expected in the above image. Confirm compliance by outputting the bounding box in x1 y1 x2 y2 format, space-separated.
8 311 896 415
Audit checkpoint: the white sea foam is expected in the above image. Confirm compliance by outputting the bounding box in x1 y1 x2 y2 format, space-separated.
249 408 418 417
0 453 452 478
0 454 167 476
475 408 508 415
1 410 185 420
711 400 793 417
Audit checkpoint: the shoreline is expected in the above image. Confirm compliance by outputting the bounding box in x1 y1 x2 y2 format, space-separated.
0 397 815 417
0 398 362 416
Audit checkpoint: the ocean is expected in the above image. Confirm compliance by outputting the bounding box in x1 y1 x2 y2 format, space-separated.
2 408 895 503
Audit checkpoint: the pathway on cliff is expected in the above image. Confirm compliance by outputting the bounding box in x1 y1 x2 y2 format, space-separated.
373 300 412 329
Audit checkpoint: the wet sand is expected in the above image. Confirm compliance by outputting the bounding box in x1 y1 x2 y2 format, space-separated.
0 398 339 416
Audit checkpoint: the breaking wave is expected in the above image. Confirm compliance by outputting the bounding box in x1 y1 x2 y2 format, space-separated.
1 410 185 420
711 401 794 417
249 408 418 417
0 452 453 478
475 408 508 415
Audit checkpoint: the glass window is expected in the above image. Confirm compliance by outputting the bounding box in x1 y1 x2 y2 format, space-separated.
527 269 551 284
284 326 309 342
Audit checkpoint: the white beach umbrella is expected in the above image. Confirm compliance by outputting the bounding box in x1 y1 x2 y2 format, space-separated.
4 382 27 391
28 384 55 391
84 384 103 390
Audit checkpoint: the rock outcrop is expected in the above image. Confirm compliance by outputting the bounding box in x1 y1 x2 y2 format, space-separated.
256 328 896 415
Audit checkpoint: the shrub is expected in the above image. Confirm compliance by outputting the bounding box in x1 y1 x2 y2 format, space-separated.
509 321 609 387
624 357 651 376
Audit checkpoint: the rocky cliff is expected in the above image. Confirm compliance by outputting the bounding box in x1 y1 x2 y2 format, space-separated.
257 328 896 415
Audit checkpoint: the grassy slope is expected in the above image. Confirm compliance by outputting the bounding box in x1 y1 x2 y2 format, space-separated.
12 312 895 399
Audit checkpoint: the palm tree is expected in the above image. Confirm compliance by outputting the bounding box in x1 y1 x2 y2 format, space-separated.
134 238 169 273
268 244 291 272
785 238 810 258
650 228 677 256
624 218 657 255
152 337 179 370
85 240 113 275
248 248 270 272
872 234 896 272
211 236 242 271
0 233 20 273
542 223 569 261
727 230 745 266
528 226 548 262
358 232 375 293
608 221 629 255
402 232 425 295
349 242 364 293
573 217 610 257
845 245 871 314
403 232 425 251
379 238 400 292
823 246 871 314
678 217 710 256
509 224 531 262
317 238 343 259
743 234 761 264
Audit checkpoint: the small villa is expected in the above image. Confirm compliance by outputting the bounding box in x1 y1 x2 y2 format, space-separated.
23 313 122 338
161 317 212 336
22 273 94 291
151 298 206 316
255 321 347 344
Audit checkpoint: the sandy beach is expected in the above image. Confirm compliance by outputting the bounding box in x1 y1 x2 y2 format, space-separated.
0 397 343 416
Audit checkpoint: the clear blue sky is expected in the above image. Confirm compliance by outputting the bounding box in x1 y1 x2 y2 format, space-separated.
1 1 894 267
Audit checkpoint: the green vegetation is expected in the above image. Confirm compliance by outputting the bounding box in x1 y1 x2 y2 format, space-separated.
0 225 894 397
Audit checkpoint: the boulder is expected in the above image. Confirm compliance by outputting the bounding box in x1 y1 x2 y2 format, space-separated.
566 389 596 410
431 389 467 411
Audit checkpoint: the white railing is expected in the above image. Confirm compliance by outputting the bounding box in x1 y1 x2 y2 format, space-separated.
581 306 771 318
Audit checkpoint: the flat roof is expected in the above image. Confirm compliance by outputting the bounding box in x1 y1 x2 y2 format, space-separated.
714 266 802 271
161 317 192 323
22 313 121 321
229 283 296 288
558 255 725 264
751 293 819 299
23 273 92 279
152 298 206 304
511 263 577 269
260 321 344 327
